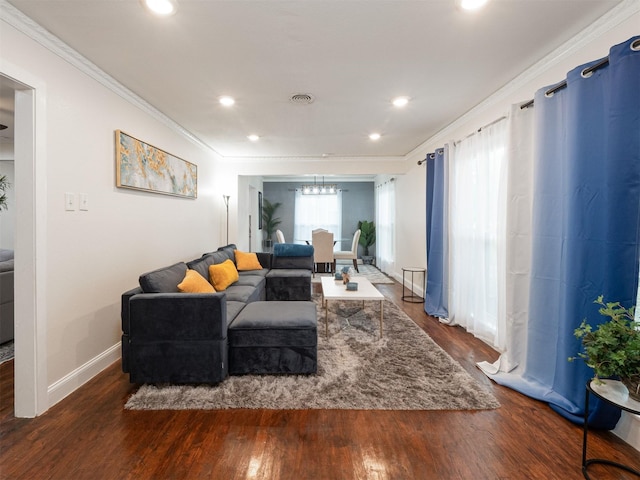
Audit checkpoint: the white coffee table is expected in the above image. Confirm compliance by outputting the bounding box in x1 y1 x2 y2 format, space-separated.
320 276 385 338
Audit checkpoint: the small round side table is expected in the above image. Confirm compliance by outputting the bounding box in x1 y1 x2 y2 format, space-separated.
401 267 426 303
582 379 640 479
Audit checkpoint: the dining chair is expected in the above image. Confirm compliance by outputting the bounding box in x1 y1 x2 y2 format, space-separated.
276 229 286 243
312 230 334 276
333 229 361 273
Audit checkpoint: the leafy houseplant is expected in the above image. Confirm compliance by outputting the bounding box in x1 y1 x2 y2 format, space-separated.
261 198 282 248
0 175 9 212
357 220 376 264
570 295 640 401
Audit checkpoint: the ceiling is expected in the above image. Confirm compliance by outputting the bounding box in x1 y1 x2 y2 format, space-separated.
1 0 624 158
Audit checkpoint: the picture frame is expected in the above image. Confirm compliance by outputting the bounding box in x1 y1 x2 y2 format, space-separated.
115 130 197 198
258 191 263 230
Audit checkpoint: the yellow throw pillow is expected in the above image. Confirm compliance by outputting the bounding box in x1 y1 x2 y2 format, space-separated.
209 259 239 291
234 249 263 271
178 269 216 293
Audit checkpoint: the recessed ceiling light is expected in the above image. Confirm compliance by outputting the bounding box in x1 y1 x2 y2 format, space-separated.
219 96 235 107
392 96 409 107
369 133 381 141
141 0 178 16
457 0 488 11
247 134 260 142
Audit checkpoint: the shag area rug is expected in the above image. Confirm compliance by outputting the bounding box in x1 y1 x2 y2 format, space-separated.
125 296 499 411
312 264 394 284
0 341 14 365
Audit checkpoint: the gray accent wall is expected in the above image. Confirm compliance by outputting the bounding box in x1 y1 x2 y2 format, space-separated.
262 181 374 256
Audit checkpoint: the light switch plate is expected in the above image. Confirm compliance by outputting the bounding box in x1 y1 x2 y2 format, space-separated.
65 192 76 211
79 193 89 211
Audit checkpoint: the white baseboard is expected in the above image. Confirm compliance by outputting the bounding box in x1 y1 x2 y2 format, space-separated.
614 412 640 452
47 343 121 408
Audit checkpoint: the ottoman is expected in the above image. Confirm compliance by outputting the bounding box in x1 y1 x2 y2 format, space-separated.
266 269 312 301
228 301 317 375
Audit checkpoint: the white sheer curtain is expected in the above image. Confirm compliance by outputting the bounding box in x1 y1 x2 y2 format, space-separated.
447 118 507 348
293 190 342 243
475 105 538 373
376 179 395 274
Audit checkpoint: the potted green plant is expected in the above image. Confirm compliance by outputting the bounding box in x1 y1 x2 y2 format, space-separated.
570 295 640 401
261 198 282 250
357 220 376 265
0 175 9 212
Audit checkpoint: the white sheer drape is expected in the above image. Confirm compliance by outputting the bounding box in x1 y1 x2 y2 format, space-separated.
376 179 395 274
447 118 507 348
293 190 342 243
480 105 535 372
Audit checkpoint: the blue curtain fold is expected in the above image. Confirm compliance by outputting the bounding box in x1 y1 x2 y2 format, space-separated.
425 147 449 318
495 36 640 428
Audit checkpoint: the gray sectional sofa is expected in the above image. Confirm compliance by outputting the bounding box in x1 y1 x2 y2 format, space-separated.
121 243 317 384
0 249 14 345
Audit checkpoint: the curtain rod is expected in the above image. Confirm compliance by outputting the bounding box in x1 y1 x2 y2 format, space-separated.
418 148 446 166
453 116 507 146
418 152 434 166
520 56 610 110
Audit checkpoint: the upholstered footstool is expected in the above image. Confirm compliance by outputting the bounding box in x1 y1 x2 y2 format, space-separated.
228 301 317 375
265 269 312 301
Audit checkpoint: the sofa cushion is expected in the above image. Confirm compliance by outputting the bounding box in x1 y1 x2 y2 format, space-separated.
224 284 262 303
208 259 239 291
229 301 316 339
139 262 188 293
217 244 237 263
234 250 263 271
178 269 216 293
234 274 265 289
186 254 216 280
239 268 269 278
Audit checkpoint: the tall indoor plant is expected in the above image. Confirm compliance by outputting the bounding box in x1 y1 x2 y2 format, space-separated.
570 295 640 400
261 198 282 249
357 220 376 265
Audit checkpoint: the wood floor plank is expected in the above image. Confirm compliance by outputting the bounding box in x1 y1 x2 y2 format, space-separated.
1 281 639 479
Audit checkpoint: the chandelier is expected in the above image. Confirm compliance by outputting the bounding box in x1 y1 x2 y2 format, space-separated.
301 176 337 195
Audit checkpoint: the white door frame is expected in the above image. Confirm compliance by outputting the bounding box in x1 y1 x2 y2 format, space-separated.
1 65 48 417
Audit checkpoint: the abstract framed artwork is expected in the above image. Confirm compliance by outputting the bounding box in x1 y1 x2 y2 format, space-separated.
115 130 197 198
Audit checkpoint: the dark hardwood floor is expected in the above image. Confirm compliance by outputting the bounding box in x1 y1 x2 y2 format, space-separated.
2 281 639 479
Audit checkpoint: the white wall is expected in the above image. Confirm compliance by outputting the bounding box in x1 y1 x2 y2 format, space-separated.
0 19 222 408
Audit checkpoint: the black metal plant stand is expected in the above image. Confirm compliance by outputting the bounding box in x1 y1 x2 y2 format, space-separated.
582 379 640 479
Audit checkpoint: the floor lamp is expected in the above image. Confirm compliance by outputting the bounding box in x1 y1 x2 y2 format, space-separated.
223 195 230 245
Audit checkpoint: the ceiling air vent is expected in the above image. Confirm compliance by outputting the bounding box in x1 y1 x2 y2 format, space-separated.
290 93 314 105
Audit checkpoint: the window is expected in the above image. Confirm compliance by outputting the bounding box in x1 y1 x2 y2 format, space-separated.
294 189 342 242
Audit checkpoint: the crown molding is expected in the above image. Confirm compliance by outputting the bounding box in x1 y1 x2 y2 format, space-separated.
406 0 640 161
0 0 216 155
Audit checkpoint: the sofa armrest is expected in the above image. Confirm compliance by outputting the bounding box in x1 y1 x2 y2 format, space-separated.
128 292 229 340
121 287 143 334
